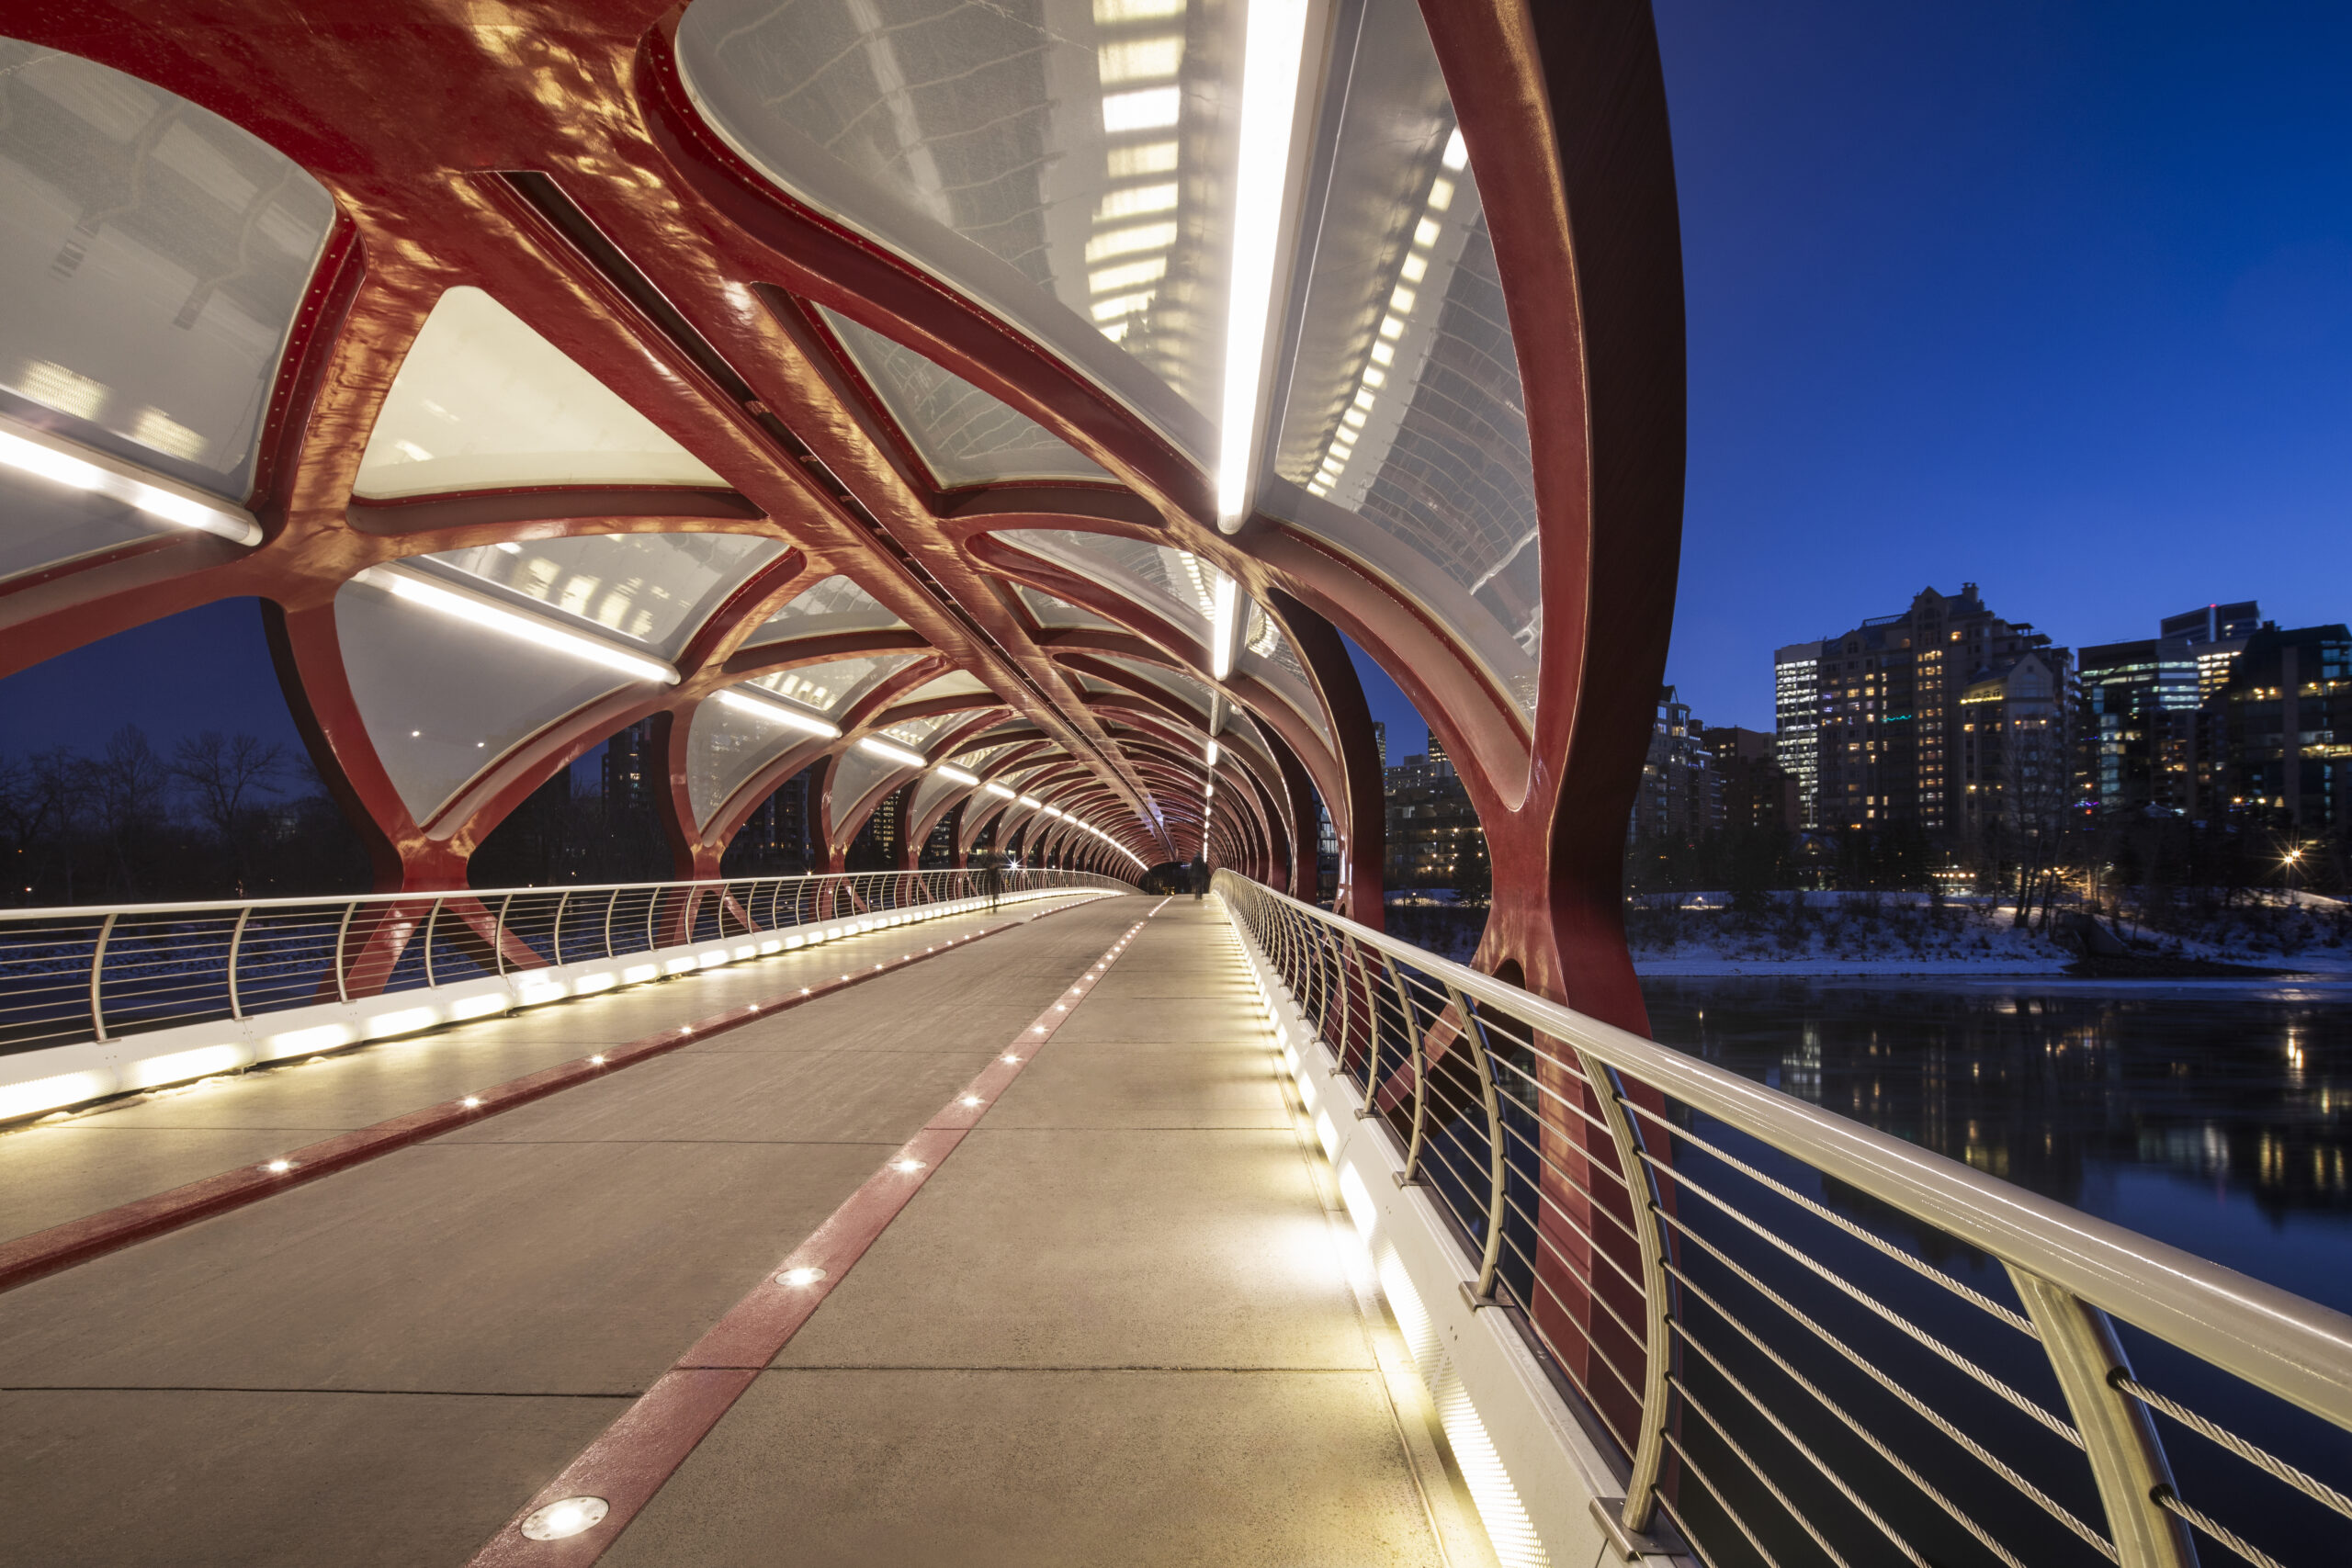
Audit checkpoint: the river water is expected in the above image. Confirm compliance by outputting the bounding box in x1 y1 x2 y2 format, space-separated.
1634 975 2352 1565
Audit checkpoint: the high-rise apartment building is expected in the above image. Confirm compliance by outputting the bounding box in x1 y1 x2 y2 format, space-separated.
1803 584 2067 837
2160 601 2263 701
2220 623 2352 833
1425 728 1451 778
1711 725 1798 832
1954 649 2072 845
1628 687 1717 841
1372 721 1387 771
1772 641 1824 826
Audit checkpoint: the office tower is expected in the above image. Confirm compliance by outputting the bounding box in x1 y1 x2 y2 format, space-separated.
1628 687 1717 841
2076 638 2200 817
2160 601 2262 700
1426 727 1451 777
1806 584 2068 835
1711 725 1797 831
1372 721 1387 771
1773 641 1824 826
2220 624 2352 832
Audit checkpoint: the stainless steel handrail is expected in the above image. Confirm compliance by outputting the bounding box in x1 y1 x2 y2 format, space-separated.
1217 870 2352 1568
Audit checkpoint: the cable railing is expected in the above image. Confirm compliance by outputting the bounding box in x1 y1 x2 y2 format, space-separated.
1216 871 2352 1568
0 868 1128 1070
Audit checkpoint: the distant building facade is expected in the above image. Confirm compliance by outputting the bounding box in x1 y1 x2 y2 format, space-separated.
1385 750 1481 888
1628 687 1718 842
1773 641 1824 827
2218 623 2352 834
1712 725 1798 832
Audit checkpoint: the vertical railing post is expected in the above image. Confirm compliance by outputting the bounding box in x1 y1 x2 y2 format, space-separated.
1448 982 1509 1303
332 900 355 1004
1581 1054 1678 1535
603 887 618 959
549 889 571 964
2007 1269 2196 1568
494 894 514 976
88 912 119 1042
423 897 444 987
226 906 252 1021
1389 955 1427 1186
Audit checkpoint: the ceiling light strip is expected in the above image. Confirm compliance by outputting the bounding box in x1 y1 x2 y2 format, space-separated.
0 411 261 547
356 564 678 685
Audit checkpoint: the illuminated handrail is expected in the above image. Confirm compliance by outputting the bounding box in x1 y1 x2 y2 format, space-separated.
0 869 1132 1108
1216 870 2352 1568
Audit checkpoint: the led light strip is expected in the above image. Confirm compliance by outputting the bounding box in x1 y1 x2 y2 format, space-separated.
716 686 839 738
469 902 1172 1562
0 410 261 546
356 564 679 686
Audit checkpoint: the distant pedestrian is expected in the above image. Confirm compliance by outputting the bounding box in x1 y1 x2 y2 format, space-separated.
979 848 1005 912
1190 852 1208 900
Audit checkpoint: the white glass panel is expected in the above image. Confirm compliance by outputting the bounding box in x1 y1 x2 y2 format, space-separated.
1238 601 1329 746
996 526 1216 633
334 575 630 825
0 39 335 496
749 652 917 715
876 711 950 749
417 532 782 658
909 766 968 825
686 692 808 829
674 0 1245 460
0 463 159 584
1098 653 1213 719
831 741 916 816
745 571 907 645
951 742 1016 772
898 670 994 704
356 286 726 498
1018 583 1117 630
1264 0 1538 716
823 309 1108 486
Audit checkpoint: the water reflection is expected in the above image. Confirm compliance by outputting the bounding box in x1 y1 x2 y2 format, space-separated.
1643 977 2352 1303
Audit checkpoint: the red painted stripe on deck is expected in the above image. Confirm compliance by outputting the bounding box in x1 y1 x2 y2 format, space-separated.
0 893 1121 1296
468 902 1169 1566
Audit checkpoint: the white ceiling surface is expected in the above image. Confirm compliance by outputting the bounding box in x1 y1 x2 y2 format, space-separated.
421 532 783 659
355 286 728 499
686 690 804 829
899 670 996 704
335 574 629 826
747 651 918 716
0 38 334 519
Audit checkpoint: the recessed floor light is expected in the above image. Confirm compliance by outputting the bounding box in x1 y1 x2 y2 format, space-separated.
960 1096 984 1108
892 1158 926 1174
264 1158 294 1174
461 1096 482 1109
520 1496 608 1541
589 1055 605 1066
777 1266 827 1287
1001 1055 1022 1064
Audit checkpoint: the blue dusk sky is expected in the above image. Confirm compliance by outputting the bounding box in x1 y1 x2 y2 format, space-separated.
1360 0 2352 749
8 3 2352 772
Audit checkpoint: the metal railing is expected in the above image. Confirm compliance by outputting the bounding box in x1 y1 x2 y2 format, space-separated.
0 868 1129 1063
1217 872 2352 1568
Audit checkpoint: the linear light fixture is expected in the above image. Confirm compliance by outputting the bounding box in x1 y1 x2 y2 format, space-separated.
0 411 261 546
985 782 1017 799
935 763 978 785
1214 0 1315 532
857 736 929 768
715 687 840 738
357 565 678 684
1206 739 1221 767
1210 571 1240 678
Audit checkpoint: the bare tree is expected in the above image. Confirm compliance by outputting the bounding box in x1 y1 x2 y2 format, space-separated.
76 728 171 898
171 731 288 891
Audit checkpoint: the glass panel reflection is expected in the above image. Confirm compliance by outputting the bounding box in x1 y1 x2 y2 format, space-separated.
823 309 1108 486
1268 0 1538 715
747 651 917 715
746 572 908 645
0 39 335 496
418 532 782 658
676 0 1243 454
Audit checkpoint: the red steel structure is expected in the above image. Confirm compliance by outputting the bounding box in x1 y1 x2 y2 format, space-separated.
0 0 1680 1029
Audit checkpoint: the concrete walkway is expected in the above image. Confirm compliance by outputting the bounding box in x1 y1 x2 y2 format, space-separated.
0 895 1495 1566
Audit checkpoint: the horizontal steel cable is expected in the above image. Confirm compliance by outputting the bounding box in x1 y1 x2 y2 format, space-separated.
1676 1310 1941 1568
1672 1373 1859 1568
1619 1090 2040 1338
1645 1149 2080 1445
1661 1427 1792 1568
2155 1490 2290 1568
1661 1232 2116 1560
1672 1266 2033 1568
2116 1375 2352 1519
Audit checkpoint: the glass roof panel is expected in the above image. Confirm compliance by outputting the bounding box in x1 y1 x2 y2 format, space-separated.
416 532 782 659
997 527 1216 635
686 692 811 829
822 308 1108 487
1017 583 1116 631
749 651 917 715
334 575 630 826
1097 653 1213 718
877 711 951 749
674 0 1244 461
1263 0 1538 716
0 39 336 497
355 286 726 498
830 741 912 816
746 572 908 645
0 464 162 586
898 670 995 703
1238 601 1329 747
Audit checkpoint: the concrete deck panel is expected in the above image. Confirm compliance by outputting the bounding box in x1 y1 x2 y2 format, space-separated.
0 896 1487 1564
